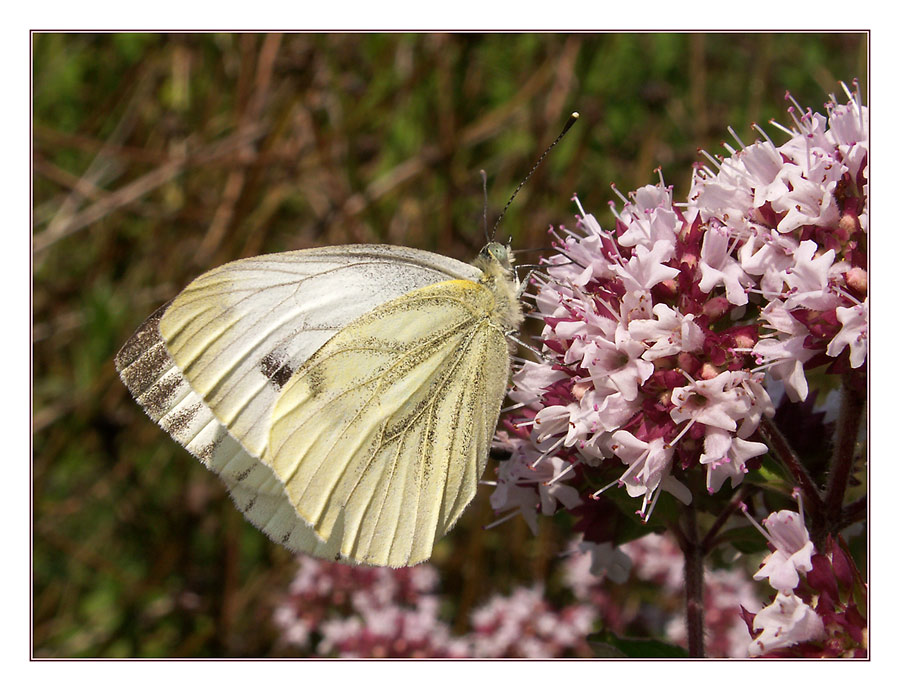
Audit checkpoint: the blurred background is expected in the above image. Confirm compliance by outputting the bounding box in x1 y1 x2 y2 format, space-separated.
32 32 866 657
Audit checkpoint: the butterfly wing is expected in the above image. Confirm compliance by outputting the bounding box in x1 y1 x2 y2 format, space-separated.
265 279 512 567
116 245 480 558
115 302 343 556
157 246 480 457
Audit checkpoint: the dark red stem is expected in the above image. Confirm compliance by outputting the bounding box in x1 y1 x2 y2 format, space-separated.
680 504 705 657
823 375 866 527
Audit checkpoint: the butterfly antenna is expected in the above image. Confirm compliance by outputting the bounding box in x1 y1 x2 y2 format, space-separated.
490 111 579 240
480 169 490 244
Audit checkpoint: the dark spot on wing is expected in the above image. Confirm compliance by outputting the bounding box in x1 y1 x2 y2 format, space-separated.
140 372 184 420
165 401 202 438
115 301 172 371
195 441 216 464
235 466 252 482
259 349 295 390
120 341 169 396
195 428 226 464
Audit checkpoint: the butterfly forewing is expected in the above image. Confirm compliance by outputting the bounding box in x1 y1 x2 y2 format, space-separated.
157 246 480 458
266 279 511 567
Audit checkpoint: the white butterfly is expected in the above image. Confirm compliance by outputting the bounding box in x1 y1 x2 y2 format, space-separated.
115 242 523 567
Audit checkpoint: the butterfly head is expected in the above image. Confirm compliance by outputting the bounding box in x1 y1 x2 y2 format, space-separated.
474 241 523 332
476 241 516 276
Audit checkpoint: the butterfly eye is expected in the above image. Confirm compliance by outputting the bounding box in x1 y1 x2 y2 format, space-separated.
481 242 510 266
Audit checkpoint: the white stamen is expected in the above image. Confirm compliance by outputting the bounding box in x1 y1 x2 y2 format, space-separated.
546 460 580 486
699 149 722 170
572 194 587 217
501 400 538 414
484 509 522 531
668 417 697 447
728 125 747 149
752 122 777 149
529 437 566 466
768 118 795 138
592 476 622 499
610 183 629 205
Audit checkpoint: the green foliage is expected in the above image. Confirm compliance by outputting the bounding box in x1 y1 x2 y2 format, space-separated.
32 32 866 657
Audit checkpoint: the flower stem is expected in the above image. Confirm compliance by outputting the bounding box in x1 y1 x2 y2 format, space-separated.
757 417 823 516
701 485 749 553
679 504 705 657
837 496 867 531
823 375 866 527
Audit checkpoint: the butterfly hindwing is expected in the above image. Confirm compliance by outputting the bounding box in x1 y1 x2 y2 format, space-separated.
266 279 511 567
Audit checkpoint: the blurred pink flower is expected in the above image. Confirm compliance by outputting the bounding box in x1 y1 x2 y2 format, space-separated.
470 585 595 658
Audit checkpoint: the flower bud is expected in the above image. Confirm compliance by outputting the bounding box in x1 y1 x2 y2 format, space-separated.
844 267 867 294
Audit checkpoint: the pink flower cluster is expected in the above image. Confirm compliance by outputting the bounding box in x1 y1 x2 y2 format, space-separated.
272 557 467 657
469 586 596 657
492 85 867 525
741 497 867 657
273 555 598 658
275 530 853 658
